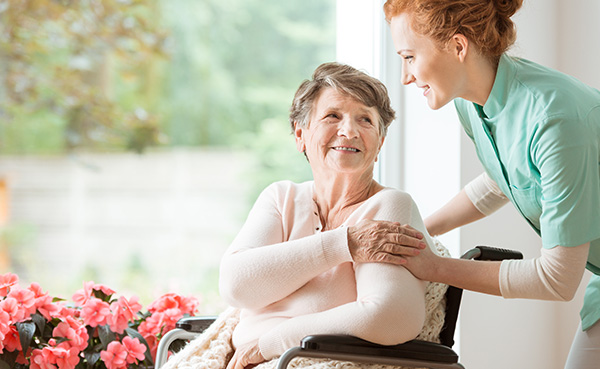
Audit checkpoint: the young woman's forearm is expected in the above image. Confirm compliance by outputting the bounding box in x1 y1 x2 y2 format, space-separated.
431 256 502 295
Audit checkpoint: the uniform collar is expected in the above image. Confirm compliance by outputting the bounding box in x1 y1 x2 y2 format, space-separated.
478 54 518 119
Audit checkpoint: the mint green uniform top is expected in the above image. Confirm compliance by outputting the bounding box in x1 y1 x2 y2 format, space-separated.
455 54 600 330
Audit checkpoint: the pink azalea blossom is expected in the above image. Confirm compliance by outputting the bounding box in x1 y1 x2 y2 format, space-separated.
7 287 36 322
48 346 80 369
0 297 18 322
28 283 62 320
57 305 79 319
122 336 147 364
28 282 45 298
30 348 58 369
73 281 115 307
107 296 142 334
148 293 198 316
16 349 29 364
72 281 95 306
35 294 61 321
0 273 18 297
138 311 165 337
0 311 9 353
100 341 128 369
53 319 88 352
142 333 158 362
2 325 22 352
80 297 110 327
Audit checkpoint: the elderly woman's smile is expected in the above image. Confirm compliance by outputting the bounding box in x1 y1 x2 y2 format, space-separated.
295 87 383 175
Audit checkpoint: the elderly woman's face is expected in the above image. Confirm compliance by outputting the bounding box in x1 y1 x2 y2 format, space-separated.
294 87 383 176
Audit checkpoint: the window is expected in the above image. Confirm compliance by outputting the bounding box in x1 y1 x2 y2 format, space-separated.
0 0 335 311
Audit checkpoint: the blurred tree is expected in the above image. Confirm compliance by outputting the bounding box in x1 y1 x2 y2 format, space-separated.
159 0 335 146
0 0 335 152
0 0 168 153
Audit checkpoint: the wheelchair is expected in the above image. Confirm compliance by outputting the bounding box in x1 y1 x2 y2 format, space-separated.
156 246 522 369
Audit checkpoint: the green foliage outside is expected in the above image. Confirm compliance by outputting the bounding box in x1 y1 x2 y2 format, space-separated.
0 0 336 154
0 0 335 308
0 0 168 153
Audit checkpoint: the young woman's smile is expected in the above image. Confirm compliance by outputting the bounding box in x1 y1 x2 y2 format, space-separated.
389 13 465 110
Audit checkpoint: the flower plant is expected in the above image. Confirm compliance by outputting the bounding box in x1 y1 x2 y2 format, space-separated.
0 273 199 369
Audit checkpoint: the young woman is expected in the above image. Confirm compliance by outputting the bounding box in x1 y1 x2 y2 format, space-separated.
382 0 600 367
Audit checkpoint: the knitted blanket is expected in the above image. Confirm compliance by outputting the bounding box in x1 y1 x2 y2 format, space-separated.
162 240 450 369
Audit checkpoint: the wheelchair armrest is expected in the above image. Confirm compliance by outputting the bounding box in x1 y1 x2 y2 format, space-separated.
155 316 218 368
175 316 218 333
462 246 523 261
300 335 459 364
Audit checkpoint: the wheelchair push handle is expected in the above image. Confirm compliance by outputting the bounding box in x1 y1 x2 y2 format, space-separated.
461 245 523 261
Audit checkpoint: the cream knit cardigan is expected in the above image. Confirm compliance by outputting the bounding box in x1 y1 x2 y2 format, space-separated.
162 239 449 369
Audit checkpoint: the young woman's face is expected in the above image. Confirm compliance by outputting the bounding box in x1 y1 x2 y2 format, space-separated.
294 87 383 176
389 13 465 110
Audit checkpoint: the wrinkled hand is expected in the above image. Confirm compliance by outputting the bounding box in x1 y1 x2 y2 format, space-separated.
226 340 265 369
347 219 427 265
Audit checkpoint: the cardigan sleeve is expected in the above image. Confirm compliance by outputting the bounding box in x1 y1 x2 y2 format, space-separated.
219 183 353 310
258 262 426 359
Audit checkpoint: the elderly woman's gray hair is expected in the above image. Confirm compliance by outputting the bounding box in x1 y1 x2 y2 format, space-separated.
289 62 396 137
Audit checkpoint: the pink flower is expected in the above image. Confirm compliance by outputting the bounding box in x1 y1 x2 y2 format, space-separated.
30 348 58 369
0 297 19 322
29 283 62 320
100 341 128 369
57 305 79 319
53 318 88 352
7 287 36 322
0 309 11 351
142 333 158 362
72 281 95 306
142 293 198 338
0 273 18 297
73 281 115 307
35 294 61 321
107 296 142 334
2 325 21 352
138 311 165 337
148 293 198 316
80 297 110 327
49 346 80 369
122 336 146 364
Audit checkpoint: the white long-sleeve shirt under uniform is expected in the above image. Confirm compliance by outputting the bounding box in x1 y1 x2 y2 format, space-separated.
219 180 435 360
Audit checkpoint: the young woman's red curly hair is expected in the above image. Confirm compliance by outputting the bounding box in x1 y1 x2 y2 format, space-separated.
383 0 523 63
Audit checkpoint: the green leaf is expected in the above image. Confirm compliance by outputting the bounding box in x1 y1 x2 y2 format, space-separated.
16 321 36 355
97 325 116 350
32 312 47 337
125 328 154 364
83 351 101 366
0 358 10 369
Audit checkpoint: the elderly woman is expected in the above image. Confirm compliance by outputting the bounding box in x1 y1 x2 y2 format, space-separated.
219 62 437 369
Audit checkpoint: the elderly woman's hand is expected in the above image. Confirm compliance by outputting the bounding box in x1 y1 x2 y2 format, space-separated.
347 219 427 265
226 340 265 369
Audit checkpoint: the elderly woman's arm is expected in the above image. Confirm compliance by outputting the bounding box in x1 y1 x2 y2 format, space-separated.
256 262 426 359
251 189 430 359
220 182 425 310
219 183 354 310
